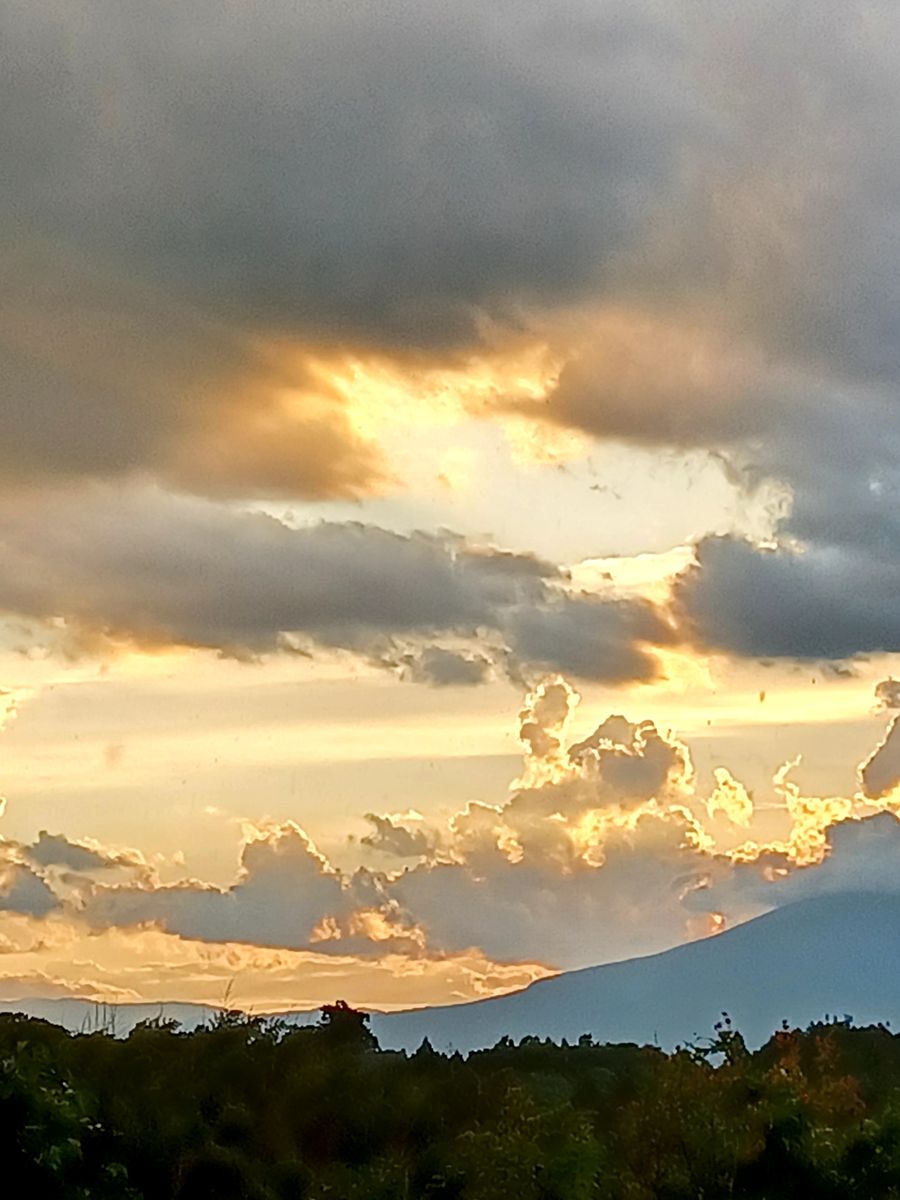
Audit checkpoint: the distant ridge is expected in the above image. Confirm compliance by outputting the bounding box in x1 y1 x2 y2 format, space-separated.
0 998 219 1034
372 893 900 1051
3 894 899 1051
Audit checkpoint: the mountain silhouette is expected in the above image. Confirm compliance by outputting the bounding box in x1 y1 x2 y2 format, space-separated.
371 893 900 1051
2 893 898 1050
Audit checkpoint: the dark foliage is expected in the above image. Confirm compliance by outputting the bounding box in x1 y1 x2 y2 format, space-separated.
2 1005 900 1197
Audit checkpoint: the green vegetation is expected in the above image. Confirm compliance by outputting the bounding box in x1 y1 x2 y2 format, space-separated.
4 1003 900 1197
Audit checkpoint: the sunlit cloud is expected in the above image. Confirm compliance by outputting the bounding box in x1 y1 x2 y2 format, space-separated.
0 678 895 1002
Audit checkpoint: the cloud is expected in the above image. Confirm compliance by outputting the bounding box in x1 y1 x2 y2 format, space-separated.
706 768 754 828
467 2 900 673
0 912 553 1012
694 812 900 921
0 483 669 683
0 863 60 919
393 809 715 969
860 717 900 801
25 832 118 873
506 592 673 683
2 0 700 346
529 312 780 450
3 0 900 677
22 831 152 884
71 682 716 968
2 1 900 513
517 678 577 764
876 679 900 711
0 970 140 1004
361 814 435 860
567 714 693 803
0 0 714 504
8 683 900 981
672 535 900 662
83 823 350 953
1 241 385 500
384 646 495 688
526 0 900 422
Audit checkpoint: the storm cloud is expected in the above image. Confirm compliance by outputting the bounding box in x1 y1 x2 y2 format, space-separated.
673 536 900 661
0 0 707 499
0 484 669 682
2 0 699 344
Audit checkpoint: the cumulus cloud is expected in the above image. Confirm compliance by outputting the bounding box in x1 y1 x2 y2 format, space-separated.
567 714 693 803
19 832 154 890
0 484 669 683
394 808 716 968
706 768 754 829
83 823 350 953
361 814 436 861
67 682 717 968
0 863 60 919
694 812 900 921
517 678 576 764
26 831 130 873
6 683 900 978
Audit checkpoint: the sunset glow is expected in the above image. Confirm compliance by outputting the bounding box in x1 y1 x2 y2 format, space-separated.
4 0 900 1016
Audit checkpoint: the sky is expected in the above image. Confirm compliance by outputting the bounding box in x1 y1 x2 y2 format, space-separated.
3 0 900 1014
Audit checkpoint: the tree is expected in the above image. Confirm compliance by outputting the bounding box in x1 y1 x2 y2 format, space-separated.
316 1001 379 1052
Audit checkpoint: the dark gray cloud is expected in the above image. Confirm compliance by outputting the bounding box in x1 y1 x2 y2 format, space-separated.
0 0 712 497
5 0 900 666
673 535 900 661
395 647 496 688
0 242 385 498
507 593 673 683
0 485 666 683
0 488 490 653
525 0 900 440
26 832 117 874
1 0 699 346
361 815 435 860
483 0 900 669
0 863 60 919
860 717 900 800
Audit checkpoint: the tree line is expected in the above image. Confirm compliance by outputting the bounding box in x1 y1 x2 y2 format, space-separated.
5 1000 900 1197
